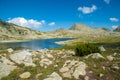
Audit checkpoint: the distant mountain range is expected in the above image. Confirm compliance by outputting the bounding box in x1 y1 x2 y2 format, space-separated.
0 20 120 42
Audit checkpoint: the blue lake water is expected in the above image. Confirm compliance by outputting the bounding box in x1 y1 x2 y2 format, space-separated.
0 38 73 50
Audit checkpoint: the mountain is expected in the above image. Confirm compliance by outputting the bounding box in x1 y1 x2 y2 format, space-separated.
69 23 91 31
0 20 42 41
113 26 120 32
49 23 120 40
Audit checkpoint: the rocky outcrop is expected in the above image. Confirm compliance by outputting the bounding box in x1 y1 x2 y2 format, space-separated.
113 26 120 32
10 50 36 67
59 60 87 79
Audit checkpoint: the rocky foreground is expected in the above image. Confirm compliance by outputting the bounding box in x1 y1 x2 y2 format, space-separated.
0 47 120 80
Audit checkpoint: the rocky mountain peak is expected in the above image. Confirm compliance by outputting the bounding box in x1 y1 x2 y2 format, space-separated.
69 23 91 31
113 26 120 32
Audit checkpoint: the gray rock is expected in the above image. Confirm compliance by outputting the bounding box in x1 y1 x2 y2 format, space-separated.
107 55 114 61
10 50 36 67
85 53 104 59
99 46 106 51
59 67 69 73
0 56 14 65
73 61 87 79
7 48 14 53
19 72 31 79
46 54 53 58
60 60 87 79
62 71 72 78
0 63 17 79
43 72 62 80
40 58 52 67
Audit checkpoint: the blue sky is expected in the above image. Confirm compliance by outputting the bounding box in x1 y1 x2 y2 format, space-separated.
0 0 120 31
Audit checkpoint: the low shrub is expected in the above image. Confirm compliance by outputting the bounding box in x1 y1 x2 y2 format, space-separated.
75 43 101 56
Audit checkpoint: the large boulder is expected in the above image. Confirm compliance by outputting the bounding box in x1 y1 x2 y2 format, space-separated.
10 50 36 67
59 60 87 79
0 63 17 79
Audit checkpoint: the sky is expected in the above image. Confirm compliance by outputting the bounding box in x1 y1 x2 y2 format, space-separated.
0 0 120 31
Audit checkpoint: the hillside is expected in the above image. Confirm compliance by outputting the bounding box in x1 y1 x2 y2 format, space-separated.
0 20 43 41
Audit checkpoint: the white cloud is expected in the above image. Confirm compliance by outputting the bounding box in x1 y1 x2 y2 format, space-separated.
78 5 97 14
48 22 55 26
104 0 110 4
112 25 118 29
8 17 45 28
110 17 119 22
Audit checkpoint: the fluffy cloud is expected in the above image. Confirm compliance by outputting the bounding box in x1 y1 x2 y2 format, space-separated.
112 25 118 29
48 22 55 26
8 17 45 28
104 0 110 4
110 17 119 22
78 5 97 14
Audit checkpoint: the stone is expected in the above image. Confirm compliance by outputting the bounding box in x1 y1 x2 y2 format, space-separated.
86 53 104 59
10 50 36 67
107 55 114 61
46 54 53 58
99 46 106 51
0 63 17 79
84 76 89 80
7 48 14 53
35 73 43 79
0 56 14 65
59 67 69 73
43 72 62 80
40 58 52 67
92 53 104 59
99 73 104 77
19 72 31 79
111 64 119 70
54 64 58 67
60 60 87 79
62 71 72 78
73 61 87 79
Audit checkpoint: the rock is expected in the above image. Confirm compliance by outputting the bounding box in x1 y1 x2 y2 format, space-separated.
99 46 106 51
111 64 119 70
19 72 31 79
62 71 72 78
107 55 114 61
99 73 104 77
86 53 104 59
40 58 52 67
7 48 14 53
0 63 17 79
54 64 58 67
84 76 89 80
0 56 14 65
35 73 43 79
10 50 36 67
60 60 87 79
113 53 117 56
73 61 87 79
59 67 69 73
46 54 53 58
43 72 62 80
